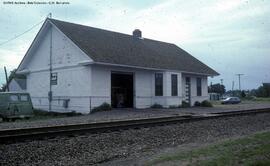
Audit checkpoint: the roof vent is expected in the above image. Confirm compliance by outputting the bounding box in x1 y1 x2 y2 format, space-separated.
133 29 142 38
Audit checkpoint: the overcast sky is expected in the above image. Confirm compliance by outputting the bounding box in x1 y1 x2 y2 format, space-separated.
0 0 269 90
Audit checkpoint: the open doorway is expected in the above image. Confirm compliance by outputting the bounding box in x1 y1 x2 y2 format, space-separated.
111 72 134 108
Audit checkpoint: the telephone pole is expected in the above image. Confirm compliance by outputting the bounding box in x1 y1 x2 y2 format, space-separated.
4 67 9 92
232 81 235 96
236 74 244 91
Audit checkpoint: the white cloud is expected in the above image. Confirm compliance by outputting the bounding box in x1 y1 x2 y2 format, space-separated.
0 49 23 71
214 0 245 12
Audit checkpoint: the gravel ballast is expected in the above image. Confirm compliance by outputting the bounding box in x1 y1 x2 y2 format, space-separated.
1 113 270 165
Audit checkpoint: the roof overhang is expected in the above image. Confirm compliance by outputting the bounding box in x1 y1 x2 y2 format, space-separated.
16 69 30 75
78 60 94 66
93 61 219 76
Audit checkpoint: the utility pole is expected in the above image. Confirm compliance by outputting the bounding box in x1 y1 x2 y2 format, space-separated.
4 67 9 92
220 79 223 85
236 74 244 91
48 13 52 18
232 81 235 96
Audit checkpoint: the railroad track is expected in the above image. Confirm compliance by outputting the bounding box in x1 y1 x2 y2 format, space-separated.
0 108 270 144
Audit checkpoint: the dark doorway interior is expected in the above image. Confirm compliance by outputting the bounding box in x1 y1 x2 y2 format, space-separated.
111 72 134 108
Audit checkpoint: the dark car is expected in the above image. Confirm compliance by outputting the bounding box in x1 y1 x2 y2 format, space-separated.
221 97 241 104
0 92 34 122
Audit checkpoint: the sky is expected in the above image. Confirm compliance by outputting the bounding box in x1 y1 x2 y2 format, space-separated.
0 0 269 90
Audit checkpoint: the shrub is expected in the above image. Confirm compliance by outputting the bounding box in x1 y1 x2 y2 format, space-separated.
150 103 163 108
33 109 81 117
91 102 112 113
201 100 213 107
181 101 190 108
169 105 178 109
241 90 246 98
194 101 201 107
65 111 82 117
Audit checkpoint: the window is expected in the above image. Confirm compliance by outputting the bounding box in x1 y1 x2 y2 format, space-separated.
51 73 58 85
10 95 19 102
20 95 29 101
197 78 202 96
171 74 178 96
155 73 163 96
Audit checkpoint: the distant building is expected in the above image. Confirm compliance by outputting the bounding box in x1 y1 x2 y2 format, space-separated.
16 18 219 113
7 78 26 92
209 93 220 100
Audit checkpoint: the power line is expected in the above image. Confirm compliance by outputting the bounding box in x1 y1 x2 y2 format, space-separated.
0 19 45 47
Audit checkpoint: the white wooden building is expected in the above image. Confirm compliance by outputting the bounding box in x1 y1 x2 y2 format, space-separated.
17 18 219 113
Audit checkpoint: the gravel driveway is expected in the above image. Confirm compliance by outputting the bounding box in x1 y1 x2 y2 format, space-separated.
1 112 270 166
1 102 270 130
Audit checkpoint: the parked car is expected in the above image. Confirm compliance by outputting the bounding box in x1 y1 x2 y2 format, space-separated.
221 97 241 104
0 92 34 122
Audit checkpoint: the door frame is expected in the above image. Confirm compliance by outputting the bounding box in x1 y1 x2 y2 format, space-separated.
111 71 135 108
185 77 191 105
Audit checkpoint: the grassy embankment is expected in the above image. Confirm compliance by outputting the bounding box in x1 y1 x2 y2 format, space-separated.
252 97 270 102
147 131 270 166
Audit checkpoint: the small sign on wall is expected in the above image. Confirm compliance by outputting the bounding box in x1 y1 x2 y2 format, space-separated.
51 73 58 85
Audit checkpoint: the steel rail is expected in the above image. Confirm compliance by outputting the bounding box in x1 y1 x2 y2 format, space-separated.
0 108 270 144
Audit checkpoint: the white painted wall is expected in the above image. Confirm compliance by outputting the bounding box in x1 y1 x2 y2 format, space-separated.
23 24 93 113
151 72 182 107
25 25 92 71
135 70 153 108
90 65 111 108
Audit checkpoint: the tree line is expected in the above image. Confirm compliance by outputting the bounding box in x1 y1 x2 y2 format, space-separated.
208 83 270 98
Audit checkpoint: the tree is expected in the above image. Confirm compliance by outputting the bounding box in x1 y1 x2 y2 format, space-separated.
208 83 226 95
0 84 6 92
241 90 246 98
249 89 257 96
256 83 270 97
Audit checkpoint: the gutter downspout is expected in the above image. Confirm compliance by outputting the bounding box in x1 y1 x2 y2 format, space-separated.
48 13 52 111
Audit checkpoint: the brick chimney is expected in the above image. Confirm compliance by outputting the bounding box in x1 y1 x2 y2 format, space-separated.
133 29 142 38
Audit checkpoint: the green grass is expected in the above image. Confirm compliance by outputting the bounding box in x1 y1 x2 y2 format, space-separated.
253 97 270 102
210 100 222 105
146 131 270 166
